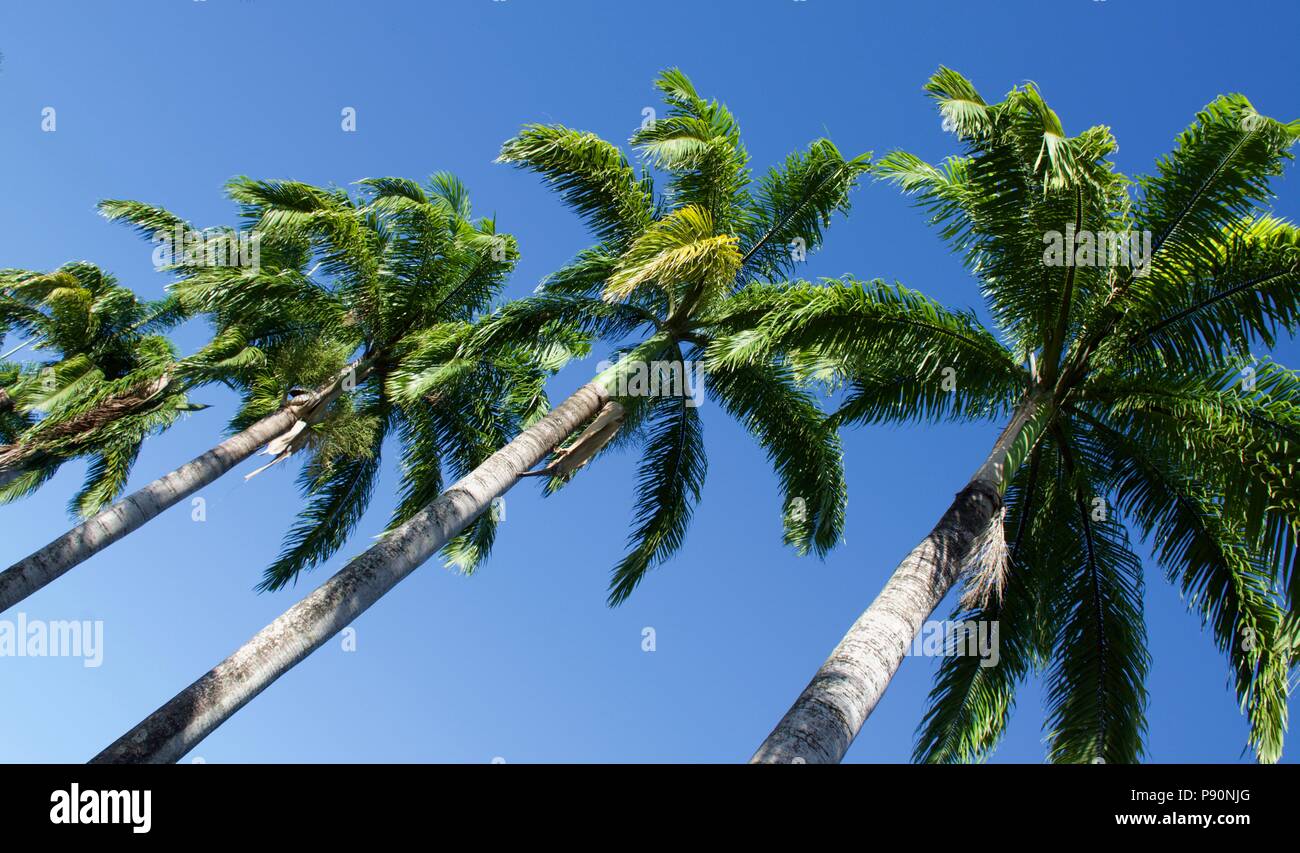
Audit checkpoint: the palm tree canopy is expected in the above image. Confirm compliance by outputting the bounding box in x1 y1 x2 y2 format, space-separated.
0 262 197 516
481 68 871 604
102 174 573 591
715 68 1300 763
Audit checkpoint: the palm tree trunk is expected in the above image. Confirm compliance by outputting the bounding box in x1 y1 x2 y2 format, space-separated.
91 381 609 763
0 360 372 614
750 393 1045 764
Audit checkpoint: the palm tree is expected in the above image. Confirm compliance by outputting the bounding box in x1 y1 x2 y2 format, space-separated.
92 69 869 762
0 262 198 512
477 70 869 602
224 173 555 588
0 175 550 612
742 69 1300 764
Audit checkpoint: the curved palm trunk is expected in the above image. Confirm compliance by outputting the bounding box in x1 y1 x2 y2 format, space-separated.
0 361 372 614
91 382 609 764
750 394 1045 764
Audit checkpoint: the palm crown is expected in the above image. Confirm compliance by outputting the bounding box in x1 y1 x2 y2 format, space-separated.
730 69 1300 763
107 175 562 590
0 262 196 516
485 69 870 604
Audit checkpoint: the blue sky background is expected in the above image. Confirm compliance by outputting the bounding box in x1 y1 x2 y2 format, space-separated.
1 0 1297 763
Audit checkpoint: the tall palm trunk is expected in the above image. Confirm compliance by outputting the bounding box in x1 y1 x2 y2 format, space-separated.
750 394 1045 764
0 360 372 614
91 382 609 763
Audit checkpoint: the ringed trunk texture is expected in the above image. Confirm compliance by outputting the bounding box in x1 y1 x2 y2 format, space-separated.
91 381 609 764
0 360 372 614
750 396 1043 764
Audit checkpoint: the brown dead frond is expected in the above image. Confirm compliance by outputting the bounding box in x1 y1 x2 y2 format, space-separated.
0 373 173 470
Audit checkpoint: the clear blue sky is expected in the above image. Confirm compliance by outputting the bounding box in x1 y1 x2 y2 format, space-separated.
1 0 1297 763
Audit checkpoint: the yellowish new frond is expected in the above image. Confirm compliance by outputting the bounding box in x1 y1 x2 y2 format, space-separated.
602 205 741 303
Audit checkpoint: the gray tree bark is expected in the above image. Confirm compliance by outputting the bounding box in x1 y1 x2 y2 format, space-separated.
91 381 609 764
749 395 1044 764
0 360 370 614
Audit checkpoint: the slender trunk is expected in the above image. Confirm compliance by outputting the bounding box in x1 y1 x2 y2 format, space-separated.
0 360 371 614
91 381 609 764
750 394 1044 764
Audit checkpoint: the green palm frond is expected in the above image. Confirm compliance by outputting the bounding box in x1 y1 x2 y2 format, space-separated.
710 279 1023 426
705 357 845 555
98 199 193 246
739 140 871 283
440 511 500 577
925 66 992 139
260 398 390 592
0 455 61 504
69 436 143 519
1031 420 1150 764
538 247 620 299
607 391 706 605
472 292 652 354
1077 406 1289 762
388 407 443 539
1083 359 1300 610
1117 216 1300 371
1042 487 1150 764
497 125 654 248
1137 95 1299 280
172 265 344 333
427 172 474 220
631 68 752 232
